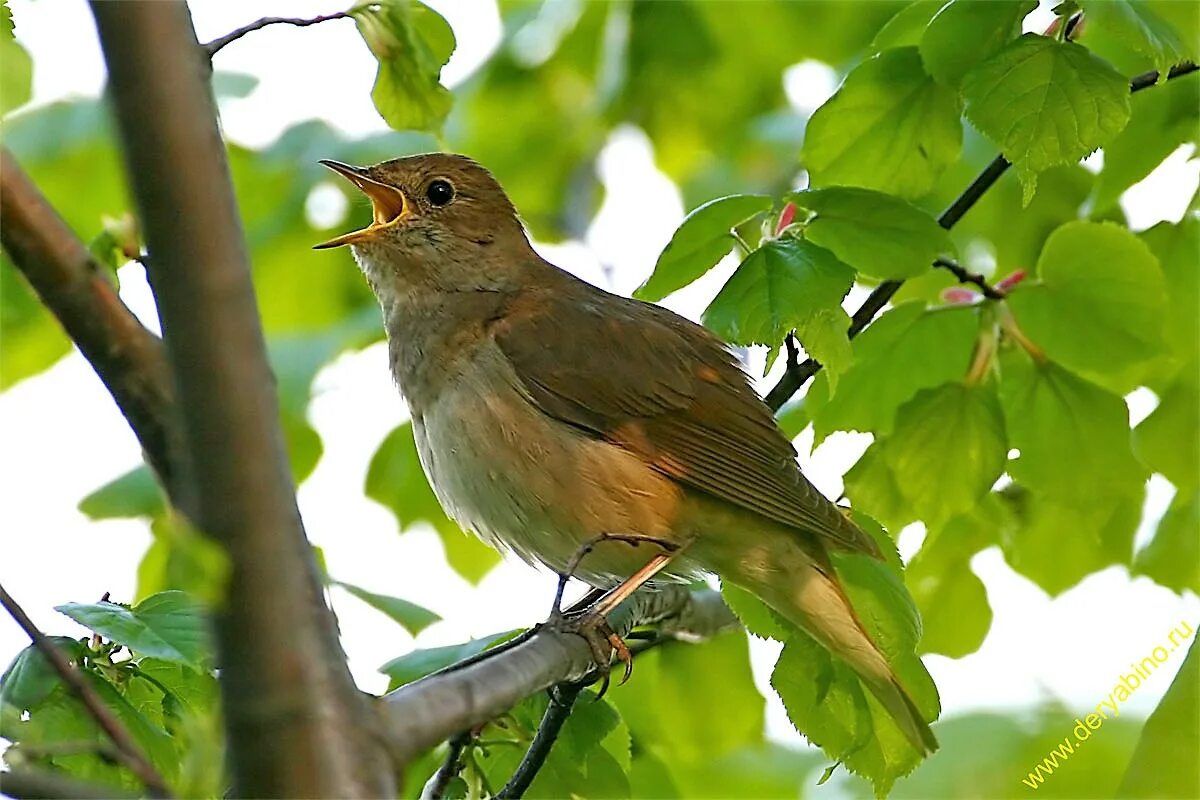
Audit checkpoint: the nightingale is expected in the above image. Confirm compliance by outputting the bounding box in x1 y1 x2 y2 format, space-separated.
315 153 937 756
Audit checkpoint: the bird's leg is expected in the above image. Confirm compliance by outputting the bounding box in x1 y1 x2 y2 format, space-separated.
548 533 680 618
545 534 681 697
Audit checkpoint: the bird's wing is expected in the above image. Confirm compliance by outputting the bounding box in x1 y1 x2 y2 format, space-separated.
494 285 880 558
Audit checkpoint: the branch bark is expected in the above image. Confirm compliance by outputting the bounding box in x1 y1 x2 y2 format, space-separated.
378 587 737 767
0 151 193 514
88 2 393 796
764 61 1199 412
0 769 139 800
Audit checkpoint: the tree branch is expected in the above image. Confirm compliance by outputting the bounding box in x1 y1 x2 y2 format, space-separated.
933 257 1005 299
378 587 737 766
0 584 171 797
0 768 139 800
423 731 472 800
0 150 194 515
202 11 353 58
496 683 583 799
764 61 1199 412
88 2 392 796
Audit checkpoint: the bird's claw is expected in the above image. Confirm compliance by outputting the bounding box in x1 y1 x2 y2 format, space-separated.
546 607 633 700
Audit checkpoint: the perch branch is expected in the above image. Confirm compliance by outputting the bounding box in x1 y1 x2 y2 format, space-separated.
378 587 737 766
0 584 171 797
765 61 1199 412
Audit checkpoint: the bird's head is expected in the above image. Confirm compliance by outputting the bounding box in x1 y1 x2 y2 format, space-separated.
314 153 531 293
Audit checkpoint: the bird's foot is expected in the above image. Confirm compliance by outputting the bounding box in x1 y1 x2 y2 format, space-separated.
545 605 632 699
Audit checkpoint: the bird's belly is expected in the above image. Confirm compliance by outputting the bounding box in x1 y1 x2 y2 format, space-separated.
411 352 693 586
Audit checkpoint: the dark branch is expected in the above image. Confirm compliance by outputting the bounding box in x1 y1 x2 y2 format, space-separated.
378 587 738 766
765 61 1199 412
425 732 472 800
89 2 392 795
933 257 1005 300
202 11 353 57
0 584 171 797
0 150 194 515
0 768 139 800
497 683 584 799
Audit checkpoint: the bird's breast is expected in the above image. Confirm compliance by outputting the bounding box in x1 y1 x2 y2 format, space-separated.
410 342 693 585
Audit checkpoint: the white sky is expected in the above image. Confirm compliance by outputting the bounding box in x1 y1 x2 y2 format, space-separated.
2 0 1198 776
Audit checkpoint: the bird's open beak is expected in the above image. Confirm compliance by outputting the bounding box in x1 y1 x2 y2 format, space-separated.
313 160 410 249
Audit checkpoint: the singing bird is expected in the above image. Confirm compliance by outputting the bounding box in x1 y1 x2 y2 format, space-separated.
315 153 937 755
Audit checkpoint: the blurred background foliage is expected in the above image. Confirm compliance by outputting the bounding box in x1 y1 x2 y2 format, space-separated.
2 0 1198 797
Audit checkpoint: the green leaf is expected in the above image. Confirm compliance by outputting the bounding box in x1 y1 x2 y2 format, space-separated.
352 0 455 133
846 383 1007 531
366 422 501 583
135 514 231 607
1117 630 1200 798
635 194 772 302
770 626 935 796
1134 375 1199 488
211 71 259 99
998 483 1143 595
379 630 519 690
79 465 165 521
1007 221 1167 387
792 187 955 280
1133 489 1200 593
1082 0 1196 78
961 34 1131 202
611 630 764 764
702 239 855 362
1 259 72 390
803 46 962 199
811 303 979 441
720 581 792 643
871 0 947 52
906 499 1007 658
920 0 1038 87
795 307 855 392
667 742 824 800
333 580 441 636
1093 77 1199 211
0 638 83 711
1 0 31 115
997 352 1147 506
55 591 211 667
1140 217 1199 381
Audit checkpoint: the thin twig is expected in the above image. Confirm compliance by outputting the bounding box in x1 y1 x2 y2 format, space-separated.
0 584 172 797
496 683 584 799
764 61 1199 412
933 257 1005 299
202 12 352 57
424 731 472 800
784 333 800 370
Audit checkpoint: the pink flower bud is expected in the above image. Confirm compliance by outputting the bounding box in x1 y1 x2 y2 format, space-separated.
776 203 797 235
996 269 1027 293
942 287 981 305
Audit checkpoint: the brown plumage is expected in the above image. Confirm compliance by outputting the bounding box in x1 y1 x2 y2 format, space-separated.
316 153 937 756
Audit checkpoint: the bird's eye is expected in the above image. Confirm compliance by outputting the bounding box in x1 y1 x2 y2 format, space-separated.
425 179 455 207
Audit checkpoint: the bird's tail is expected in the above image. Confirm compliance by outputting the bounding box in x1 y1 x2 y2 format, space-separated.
725 543 938 756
